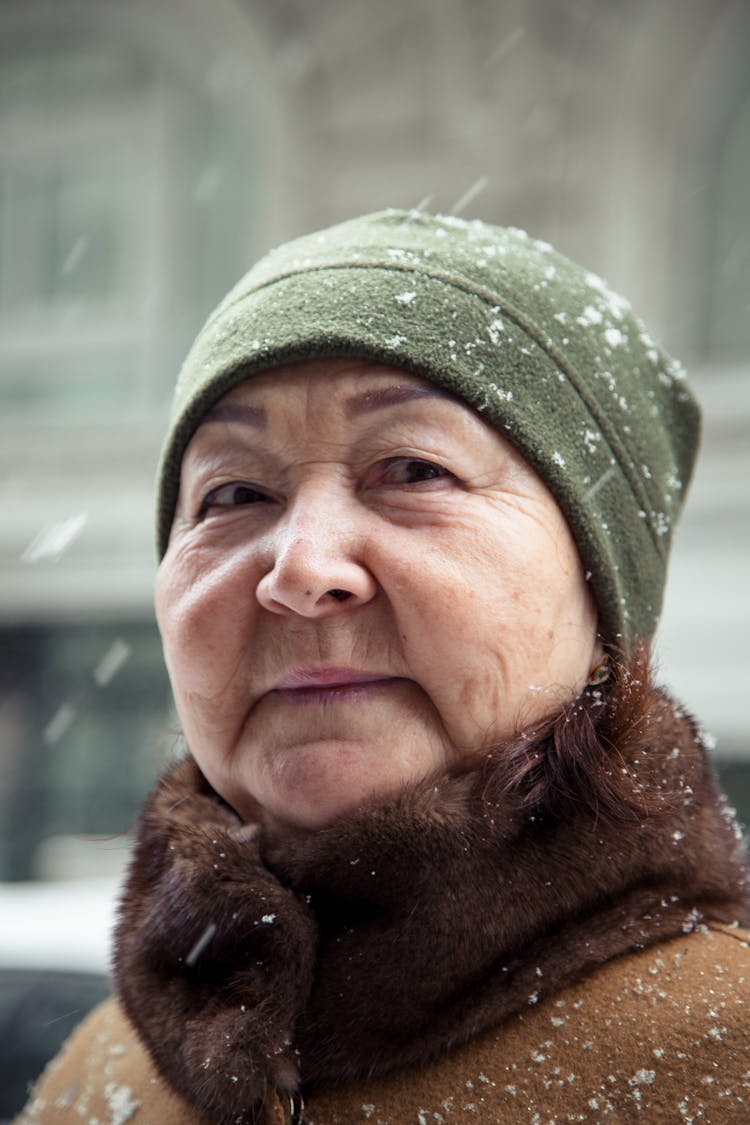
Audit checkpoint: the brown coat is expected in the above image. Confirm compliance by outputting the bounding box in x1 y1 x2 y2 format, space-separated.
16 923 750 1123
15 660 750 1123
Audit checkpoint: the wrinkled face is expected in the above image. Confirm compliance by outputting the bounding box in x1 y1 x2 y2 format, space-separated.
156 359 599 830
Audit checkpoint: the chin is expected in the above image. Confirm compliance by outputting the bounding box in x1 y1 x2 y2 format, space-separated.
232 724 450 832
262 779 392 832
255 761 415 833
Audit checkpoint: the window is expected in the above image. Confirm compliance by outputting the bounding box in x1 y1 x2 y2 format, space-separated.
0 622 173 882
0 35 258 423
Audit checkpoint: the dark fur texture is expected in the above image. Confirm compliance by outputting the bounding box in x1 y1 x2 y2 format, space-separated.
114 655 749 1123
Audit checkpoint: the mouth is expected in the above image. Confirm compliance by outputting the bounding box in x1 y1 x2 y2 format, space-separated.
269 667 399 704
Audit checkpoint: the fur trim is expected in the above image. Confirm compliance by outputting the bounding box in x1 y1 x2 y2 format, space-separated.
114 760 316 1123
113 657 749 1121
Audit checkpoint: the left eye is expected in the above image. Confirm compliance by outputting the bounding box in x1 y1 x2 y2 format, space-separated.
198 482 270 517
377 458 453 485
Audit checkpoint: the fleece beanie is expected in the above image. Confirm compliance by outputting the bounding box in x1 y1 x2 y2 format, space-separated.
156 209 700 648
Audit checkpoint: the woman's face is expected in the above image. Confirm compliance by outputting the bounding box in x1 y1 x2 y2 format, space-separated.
156 359 599 829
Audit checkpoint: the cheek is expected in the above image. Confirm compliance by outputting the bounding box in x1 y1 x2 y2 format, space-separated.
389 522 592 742
155 554 256 695
380 540 514 728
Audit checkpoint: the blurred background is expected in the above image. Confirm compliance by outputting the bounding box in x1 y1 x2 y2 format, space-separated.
1 0 749 965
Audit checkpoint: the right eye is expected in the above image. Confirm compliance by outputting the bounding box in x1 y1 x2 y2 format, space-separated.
197 482 271 518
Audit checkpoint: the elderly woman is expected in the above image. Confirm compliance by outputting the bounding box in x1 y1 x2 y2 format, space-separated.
19 211 749 1124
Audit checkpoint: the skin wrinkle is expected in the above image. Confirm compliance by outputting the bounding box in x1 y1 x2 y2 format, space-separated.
449 507 584 734
157 359 599 831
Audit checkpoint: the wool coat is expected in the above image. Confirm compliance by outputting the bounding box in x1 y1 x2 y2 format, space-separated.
17 659 750 1124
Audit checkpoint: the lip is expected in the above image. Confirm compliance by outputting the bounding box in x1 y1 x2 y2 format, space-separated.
271 666 396 692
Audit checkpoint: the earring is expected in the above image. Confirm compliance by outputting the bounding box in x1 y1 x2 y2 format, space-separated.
587 654 611 687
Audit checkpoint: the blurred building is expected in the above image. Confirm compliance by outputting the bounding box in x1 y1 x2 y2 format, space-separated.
1 0 748 880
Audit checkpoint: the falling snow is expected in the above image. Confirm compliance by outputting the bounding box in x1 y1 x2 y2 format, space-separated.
93 639 132 687
185 922 217 966
449 176 489 216
22 512 88 563
43 701 77 745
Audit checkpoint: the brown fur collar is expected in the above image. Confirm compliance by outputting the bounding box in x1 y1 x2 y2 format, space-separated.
113 657 749 1124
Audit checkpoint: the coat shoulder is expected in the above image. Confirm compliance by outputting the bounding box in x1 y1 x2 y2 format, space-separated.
304 924 750 1124
15 995 294 1125
14 996 209 1124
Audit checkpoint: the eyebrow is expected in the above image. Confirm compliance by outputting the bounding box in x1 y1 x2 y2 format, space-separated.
198 383 451 428
200 402 267 427
345 384 452 417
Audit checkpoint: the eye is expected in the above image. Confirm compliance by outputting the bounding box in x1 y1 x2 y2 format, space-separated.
197 481 271 518
377 457 455 486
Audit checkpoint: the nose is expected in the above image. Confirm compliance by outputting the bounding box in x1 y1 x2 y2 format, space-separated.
255 495 377 618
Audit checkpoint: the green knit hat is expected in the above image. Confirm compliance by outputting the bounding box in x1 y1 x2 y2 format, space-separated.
156 209 700 648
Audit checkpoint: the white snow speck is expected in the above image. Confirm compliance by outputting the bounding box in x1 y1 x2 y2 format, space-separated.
103 1083 140 1125
654 511 669 536
394 291 416 305
261 913 277 924
583 428 601 453
551 451 566 468
604 327 626 349
584 270 609 295
577 305 603 327
629 1069 656 1087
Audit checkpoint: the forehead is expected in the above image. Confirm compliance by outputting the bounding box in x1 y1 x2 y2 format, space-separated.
205 357 452 421
183 355 524 473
